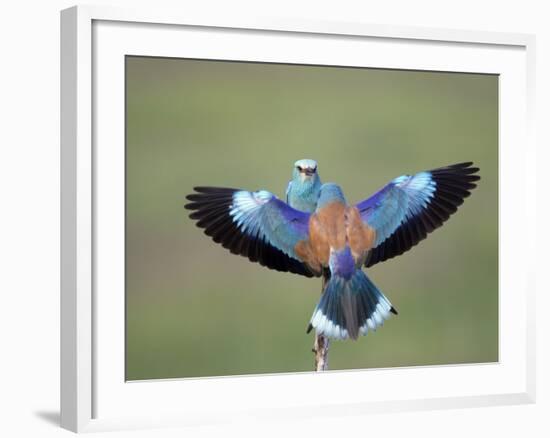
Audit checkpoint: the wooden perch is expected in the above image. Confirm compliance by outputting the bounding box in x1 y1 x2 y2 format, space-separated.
313 333 330 371
312 276 330 371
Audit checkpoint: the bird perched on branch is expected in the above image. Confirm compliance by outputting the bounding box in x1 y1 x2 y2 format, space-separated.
185 162 480 340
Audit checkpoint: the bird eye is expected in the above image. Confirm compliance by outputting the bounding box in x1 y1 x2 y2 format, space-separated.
296 166 303 172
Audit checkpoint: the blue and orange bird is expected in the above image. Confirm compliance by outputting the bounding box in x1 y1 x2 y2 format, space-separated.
185 162 480 340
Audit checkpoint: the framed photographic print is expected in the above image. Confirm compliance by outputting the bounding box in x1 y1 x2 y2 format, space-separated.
60 5 536 433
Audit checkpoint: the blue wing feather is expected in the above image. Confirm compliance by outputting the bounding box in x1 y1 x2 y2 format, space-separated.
230 189 309 260
358 172 435 246
186 187 314 277
356 163 479 267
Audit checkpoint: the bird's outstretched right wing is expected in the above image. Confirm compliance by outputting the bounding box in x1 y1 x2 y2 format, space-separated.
185 187 315 277
355 162 480 267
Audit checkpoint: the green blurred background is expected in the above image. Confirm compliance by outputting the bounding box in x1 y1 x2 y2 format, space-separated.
125 56 498 380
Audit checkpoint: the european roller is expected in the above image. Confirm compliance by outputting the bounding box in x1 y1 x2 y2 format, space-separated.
185 162 480 340
286 159 322 213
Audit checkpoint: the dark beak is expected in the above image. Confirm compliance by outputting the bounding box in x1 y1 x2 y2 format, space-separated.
303 168 315 176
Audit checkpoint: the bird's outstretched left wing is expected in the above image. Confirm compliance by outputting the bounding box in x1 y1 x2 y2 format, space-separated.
355 162 480 267
185 187 315 277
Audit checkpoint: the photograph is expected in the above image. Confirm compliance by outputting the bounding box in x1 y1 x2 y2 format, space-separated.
125 56 498 380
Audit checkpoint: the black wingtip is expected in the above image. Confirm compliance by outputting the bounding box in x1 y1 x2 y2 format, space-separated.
450 161 473 168
306 323 313 334
193 186 216 193
193 186 239 194
438 161 480 173
390 307 398 315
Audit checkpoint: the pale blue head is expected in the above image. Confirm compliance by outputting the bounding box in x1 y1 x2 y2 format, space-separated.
292 159 320 185
287 159 322 213
317 183 346 209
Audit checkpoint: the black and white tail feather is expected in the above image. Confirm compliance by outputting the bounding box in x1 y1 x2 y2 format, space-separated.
307 249 397 340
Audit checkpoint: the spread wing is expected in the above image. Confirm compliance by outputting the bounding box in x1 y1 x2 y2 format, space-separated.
185 187 315 277
355 162 480 267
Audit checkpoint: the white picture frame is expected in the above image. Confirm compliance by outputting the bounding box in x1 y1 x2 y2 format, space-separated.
60 4 536 433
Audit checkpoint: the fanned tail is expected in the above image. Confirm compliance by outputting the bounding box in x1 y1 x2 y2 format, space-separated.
308 248 397 340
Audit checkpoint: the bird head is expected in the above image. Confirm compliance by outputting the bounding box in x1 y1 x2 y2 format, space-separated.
292 159 319 183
